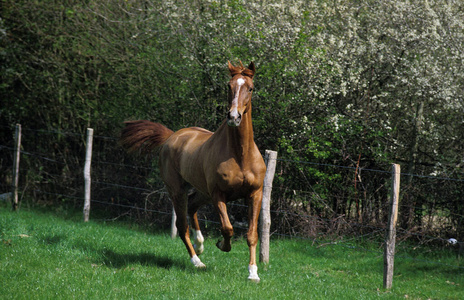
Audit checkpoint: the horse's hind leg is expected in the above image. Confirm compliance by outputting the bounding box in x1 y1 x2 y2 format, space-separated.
160 150 205 269
168 186 206 269
188 190 208 255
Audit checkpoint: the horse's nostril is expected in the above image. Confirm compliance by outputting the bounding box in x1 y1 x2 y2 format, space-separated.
227 111 240 119
227 111 242 127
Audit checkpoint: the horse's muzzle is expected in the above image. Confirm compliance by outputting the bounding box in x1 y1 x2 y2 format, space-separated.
227 111 242 127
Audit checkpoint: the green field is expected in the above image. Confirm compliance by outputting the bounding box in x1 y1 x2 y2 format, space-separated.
1 206 462 299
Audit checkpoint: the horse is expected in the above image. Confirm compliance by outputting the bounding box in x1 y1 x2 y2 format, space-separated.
120 61 266 282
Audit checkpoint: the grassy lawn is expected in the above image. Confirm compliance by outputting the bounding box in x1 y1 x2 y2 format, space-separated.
1 205 462 299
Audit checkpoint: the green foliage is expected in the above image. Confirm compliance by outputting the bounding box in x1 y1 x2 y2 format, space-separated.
1 0 464 235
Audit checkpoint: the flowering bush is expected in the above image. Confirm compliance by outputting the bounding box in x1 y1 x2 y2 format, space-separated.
2 0 463 235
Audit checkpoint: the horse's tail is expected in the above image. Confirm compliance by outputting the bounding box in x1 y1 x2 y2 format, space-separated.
120 120 174 154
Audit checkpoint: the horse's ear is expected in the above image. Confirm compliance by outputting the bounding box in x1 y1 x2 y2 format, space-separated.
247 62 255 78
228 61 235 76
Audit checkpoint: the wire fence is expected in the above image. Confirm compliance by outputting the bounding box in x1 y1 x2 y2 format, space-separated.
1 125 463 274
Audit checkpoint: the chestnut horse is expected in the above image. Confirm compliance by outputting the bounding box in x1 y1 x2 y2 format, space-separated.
120 61 266 282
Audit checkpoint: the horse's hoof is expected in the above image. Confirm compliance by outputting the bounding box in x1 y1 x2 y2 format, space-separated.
193 230 204 255
216 240 231 252
216 240 223 250
194 244 204 255
248 276 260 283
247 264 260 283
191 255 206 269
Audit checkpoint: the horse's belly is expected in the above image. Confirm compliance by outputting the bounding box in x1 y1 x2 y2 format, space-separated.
180 162 208 192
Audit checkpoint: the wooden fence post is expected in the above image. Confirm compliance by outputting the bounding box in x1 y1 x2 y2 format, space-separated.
260 150 277 264
171 206 177 239
83 128 94 222
384 163 400 289
12 124 21 211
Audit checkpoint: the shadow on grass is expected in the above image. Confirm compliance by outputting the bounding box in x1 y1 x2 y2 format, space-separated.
42 235 65 245
395 258 464 277
98 249 187 270
17 207 190 272
36 231 187 271
71 240 187 270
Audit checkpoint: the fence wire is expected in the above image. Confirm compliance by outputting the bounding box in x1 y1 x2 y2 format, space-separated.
1 126 463 272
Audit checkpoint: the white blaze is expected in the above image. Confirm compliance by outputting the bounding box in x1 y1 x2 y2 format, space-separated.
230 78 245 119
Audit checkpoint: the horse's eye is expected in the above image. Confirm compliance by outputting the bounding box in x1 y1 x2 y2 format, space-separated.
249 87 253 92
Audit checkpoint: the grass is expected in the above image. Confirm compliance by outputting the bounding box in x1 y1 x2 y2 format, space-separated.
1 205 463 299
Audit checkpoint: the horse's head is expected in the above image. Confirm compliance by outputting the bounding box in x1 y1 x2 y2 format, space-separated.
227 61 255 127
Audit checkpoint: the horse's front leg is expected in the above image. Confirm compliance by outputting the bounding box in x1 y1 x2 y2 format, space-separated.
212 190 233 252
246 188 263 282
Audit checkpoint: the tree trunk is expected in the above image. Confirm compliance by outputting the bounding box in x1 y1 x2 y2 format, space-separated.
401 101 424 229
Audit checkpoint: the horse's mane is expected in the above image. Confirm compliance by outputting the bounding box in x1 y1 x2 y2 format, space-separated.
229 61 254 78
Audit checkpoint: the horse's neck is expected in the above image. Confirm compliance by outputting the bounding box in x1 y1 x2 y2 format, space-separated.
225 113 255 160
